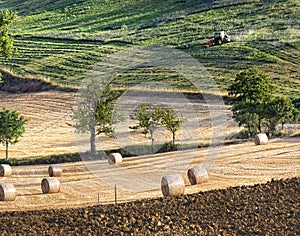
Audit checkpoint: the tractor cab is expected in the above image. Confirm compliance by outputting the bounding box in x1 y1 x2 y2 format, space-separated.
204 31 231 47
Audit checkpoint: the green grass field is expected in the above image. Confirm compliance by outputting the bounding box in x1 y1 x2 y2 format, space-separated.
0 0 299 97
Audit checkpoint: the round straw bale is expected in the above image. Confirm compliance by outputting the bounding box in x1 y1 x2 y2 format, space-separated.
0 183 16 201
108 153 122 164
41 177 60 194
188 165 209 185
254 133 268 145
161 174 185 197
0 164 12 177
48 164 62 177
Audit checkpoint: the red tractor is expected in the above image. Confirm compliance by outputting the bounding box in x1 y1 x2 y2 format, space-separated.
204 31 231 47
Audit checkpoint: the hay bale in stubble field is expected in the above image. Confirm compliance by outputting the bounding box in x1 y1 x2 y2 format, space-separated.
108 153 122 164
0 183 16 201
0 164 12 177
254 133 268 145
188 165 209 185
41 177 60 194
48 164 62 177
161 174 185 197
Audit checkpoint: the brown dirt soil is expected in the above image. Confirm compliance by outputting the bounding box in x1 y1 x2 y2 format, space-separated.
0 177 299 235
0 69 61 93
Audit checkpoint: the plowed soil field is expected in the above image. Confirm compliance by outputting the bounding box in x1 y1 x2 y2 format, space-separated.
1 177 299 235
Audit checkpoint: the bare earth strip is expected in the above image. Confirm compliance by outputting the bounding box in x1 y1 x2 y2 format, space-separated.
0 91 299 212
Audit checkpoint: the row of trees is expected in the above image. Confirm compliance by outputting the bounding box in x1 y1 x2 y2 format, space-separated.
74 67 299 155
228 67 299 136
3 67 298 160
73 84 184 154
130 104 183 150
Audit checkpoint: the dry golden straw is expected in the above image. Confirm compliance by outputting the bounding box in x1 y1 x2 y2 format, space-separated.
161 174 185 197
0 164 12 177
48 164 62 177
254 133 268 145
41 177 60 194
0 183 16 201
108 153 122 164
188 165 209 185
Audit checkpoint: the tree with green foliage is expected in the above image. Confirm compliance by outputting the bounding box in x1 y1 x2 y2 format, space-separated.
0 9 17 83
0 9 17 59
231 102 259 136
95 86 121 136
228 67 298 136
228 67 274 103
131 104 183 152
131 104 163 152
0 105 27 160
161 108 183 145
266 97 297 133
73 84 120 154
228 68 274 134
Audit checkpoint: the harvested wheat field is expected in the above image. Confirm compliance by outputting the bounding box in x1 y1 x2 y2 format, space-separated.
0 90 299 212
0 91 77 158
0 90 239 158
0 136 299 212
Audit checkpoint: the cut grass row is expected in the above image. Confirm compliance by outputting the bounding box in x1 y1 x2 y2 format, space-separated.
2 38 122 84
2 38 298 96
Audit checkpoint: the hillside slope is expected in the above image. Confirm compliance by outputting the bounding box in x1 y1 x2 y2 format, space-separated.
0 0 299 96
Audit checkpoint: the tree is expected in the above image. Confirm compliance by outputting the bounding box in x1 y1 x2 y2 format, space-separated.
131 104 163 153
228 68 275 135
231 101 260 136
0 9 17 83
131 104 183 152
161 108 183 145
228 68 298 136
0 9 17 59
95 86 121 136
73 84 120 154
0 105 27 160
266 97 296 133
228 67 274 103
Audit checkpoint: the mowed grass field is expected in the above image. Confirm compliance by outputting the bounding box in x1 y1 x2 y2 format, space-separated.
0 0 299 96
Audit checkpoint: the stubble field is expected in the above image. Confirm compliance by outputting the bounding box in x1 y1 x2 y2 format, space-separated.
0 90 299 213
